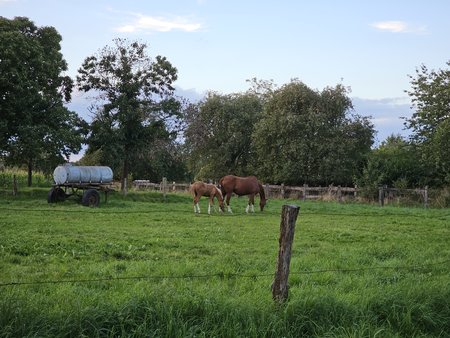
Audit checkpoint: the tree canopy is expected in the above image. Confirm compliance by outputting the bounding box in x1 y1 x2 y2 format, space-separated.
252 81 374 186
0 16 86 185
405 61 450 185
77 38 181 191
183 92 263 180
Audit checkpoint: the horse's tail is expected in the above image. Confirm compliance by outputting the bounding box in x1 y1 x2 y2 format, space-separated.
218 177 226 196
215 185 224 201
189 184 197 197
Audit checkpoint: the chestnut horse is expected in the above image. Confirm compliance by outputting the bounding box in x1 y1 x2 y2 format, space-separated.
189 181 225 214
219 175 266 213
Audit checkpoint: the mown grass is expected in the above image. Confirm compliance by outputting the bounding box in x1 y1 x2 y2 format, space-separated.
0 187 449 337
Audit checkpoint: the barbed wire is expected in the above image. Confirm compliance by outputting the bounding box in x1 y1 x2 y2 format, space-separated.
1 259 448 288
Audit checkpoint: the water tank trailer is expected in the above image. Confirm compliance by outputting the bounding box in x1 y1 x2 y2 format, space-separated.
47 164 114 207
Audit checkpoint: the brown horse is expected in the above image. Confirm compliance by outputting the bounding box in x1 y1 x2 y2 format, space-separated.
189 181 225 214
219 175 266 213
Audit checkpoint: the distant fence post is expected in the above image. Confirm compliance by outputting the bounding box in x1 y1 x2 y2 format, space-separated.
379 186 385 207
281 183 285 198
272 204 300 303
162 177 167 201
337 185 342 203
354 184 358 198
13 174 17 196
303 184 307 201
265 183 270 199
424 186 428 208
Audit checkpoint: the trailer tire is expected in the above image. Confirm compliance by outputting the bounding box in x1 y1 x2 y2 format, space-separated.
48 188 57 203
82 189 100 207
48 187 66 203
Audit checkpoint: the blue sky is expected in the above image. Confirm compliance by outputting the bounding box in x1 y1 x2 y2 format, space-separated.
2 0 450 148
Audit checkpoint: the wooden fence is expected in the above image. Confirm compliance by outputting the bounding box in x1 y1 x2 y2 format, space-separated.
132 180 357 202
132 179 430 207
378 185 429 208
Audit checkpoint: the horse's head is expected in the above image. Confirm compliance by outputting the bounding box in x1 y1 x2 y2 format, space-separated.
259 198 266 211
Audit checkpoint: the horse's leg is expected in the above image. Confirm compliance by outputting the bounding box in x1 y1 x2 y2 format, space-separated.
194 194 200 213
226 193 233 213
246 194 255 213
208 195 214 214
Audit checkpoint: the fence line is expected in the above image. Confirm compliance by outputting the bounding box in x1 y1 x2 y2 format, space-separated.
132 180 357 200
1 259 448 288
132 180 431 207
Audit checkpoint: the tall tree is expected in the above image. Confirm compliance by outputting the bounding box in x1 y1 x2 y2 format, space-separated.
252 80 374 186
0 16 85 185
405 61 450 185
77 38 180 192
183 92 263 180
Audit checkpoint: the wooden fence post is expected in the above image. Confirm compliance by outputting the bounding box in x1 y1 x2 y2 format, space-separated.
379 186 384 207
281 183 285 198
272 204 300 303
162 177 167 201
265 183 270 199
424 186 428 208
337 185 342 203
303 184 307 201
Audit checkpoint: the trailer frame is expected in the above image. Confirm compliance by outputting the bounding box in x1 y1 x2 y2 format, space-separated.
47 183 115 207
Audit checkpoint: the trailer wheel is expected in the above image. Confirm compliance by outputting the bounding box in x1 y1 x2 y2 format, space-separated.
48 187 66 203
48 188 57 203
82 189 100 207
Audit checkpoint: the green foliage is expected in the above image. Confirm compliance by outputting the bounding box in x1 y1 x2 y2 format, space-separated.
356 135 425 197
0 190 448 337
184 92 263 180
252 81 374 185
77 38 182 190
0 16 86 185
405 60 450 186
0 168 51 188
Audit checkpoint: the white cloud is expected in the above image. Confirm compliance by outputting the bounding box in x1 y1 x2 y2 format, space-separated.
116 14 203 33
371 21 427 34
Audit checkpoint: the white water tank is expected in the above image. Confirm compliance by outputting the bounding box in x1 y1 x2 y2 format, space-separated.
53 165 113 185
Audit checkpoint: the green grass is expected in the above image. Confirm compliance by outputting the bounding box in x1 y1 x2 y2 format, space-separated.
0 187 449 337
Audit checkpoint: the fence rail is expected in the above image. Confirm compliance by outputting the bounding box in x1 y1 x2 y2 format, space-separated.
132 180 431 207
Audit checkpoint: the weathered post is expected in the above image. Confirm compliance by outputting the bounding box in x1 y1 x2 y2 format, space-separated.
162 177 167 201
379 186 384 207
303 184 307 201
424 186 428 208
337 185 342 203
264 183 270 199
272 204 300 303
281 183 285 198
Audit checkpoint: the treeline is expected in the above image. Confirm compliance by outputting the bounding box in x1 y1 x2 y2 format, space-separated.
1 17 449 194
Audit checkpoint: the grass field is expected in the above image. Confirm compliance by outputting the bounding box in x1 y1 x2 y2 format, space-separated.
0 187 449 337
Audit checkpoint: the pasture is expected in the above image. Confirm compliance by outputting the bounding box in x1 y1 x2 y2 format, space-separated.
0 188 449 337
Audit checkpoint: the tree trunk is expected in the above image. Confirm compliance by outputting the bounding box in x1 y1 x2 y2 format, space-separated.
27 159 33 187
121 154 129 195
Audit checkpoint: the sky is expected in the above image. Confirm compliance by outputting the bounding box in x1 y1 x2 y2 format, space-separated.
2 0 450 155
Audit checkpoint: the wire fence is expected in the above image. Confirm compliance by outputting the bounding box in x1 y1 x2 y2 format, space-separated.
1 259 448 288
